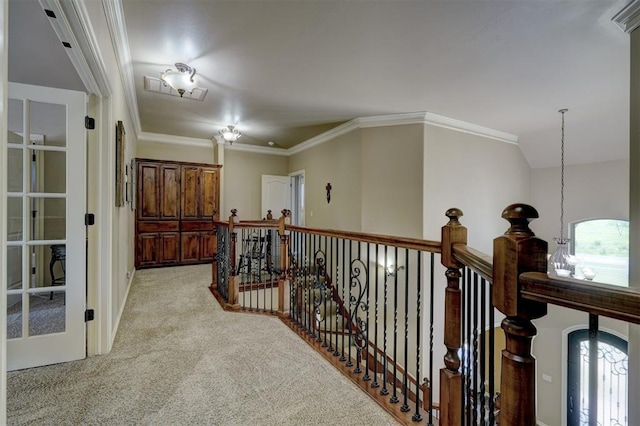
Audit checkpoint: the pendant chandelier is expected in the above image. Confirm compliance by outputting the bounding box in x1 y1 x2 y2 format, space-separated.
549 109 576 277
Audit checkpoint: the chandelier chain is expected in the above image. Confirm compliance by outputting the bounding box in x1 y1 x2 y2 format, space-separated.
559 108 567 240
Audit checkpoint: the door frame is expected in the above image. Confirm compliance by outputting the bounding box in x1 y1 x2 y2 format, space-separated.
1 0 9 421
289 169 305 226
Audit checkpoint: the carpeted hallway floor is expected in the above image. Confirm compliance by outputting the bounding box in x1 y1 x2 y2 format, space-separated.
7 264 399 425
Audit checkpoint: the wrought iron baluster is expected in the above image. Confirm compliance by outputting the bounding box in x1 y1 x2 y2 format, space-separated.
363 242 371 381
412 250 423 422
488 278 495 425
371 244 380 389
322 236 329 347
472 272 479 426
381 245 389 396
463 268 475 425
346 241 354 368
480 277 487 422
428 253 436 425
334 237 341 358
391 246 399 404
401 248 410 412
340 238 347 362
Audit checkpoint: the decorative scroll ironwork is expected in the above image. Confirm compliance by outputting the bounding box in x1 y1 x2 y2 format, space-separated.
216 225 230 301
349 258 369 373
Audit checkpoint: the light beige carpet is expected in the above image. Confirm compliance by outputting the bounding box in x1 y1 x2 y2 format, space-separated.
7 264 399 425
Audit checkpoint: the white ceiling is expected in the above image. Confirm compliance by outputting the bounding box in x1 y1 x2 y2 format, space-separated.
8 0 632 169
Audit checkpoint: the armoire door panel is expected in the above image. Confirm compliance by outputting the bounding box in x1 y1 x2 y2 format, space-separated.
160 164 181 219
201 232 216 261
201 168 219 219
181 166 199 220
180 232 200 263
159 232 180 264
137 163 160 220
137 233 159 266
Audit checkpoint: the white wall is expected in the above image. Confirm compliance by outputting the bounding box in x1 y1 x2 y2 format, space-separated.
83 1 138 348
422 123 532 402
224 150 289 220
289 130 363 231
531 159 630 426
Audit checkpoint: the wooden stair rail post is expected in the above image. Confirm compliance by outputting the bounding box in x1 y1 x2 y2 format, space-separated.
440 208 467 425
277 209 291 317
211 223 218 290
493 204 548 426
228 209 239 306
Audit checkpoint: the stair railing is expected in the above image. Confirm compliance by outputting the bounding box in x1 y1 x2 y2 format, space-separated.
211 204 640 426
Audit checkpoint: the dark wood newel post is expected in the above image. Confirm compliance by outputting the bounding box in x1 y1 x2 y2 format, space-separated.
277 209 291 317
228 209 239 305
211 223 218 289
440 208 466 425
493 204 548 426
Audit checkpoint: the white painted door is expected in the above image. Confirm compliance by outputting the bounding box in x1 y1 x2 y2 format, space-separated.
261 175 291 220
6 83 86 370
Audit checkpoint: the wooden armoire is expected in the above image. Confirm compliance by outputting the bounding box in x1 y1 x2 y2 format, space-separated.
134 158 222 269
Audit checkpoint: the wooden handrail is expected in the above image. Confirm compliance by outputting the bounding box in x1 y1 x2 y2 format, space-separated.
213 220 278 229
452 243 492 282
520 272 640 324
285 224 442 253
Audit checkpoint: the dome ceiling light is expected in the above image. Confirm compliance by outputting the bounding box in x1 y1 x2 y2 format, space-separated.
161 62 197 98
218 125 242 144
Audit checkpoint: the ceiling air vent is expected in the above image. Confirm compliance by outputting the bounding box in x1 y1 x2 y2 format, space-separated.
144 76 208 101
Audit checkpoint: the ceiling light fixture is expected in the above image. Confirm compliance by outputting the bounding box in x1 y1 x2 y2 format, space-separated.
219 125 242 144
161 62 197 97
549 108 580 278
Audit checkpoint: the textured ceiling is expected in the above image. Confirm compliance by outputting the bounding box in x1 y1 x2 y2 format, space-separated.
8 0 632 168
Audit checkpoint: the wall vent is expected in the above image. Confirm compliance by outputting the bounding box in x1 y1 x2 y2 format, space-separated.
143 76 208 101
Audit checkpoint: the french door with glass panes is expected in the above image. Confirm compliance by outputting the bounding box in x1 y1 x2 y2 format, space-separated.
6 82 86 370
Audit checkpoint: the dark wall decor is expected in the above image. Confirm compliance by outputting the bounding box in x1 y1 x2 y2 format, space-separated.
115 120 126 207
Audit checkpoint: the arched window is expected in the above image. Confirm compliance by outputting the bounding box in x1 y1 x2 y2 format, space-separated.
570 219 628 287
567 329 628 425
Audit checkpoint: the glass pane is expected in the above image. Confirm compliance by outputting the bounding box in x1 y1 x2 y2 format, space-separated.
7 294 23 339
31 150 66 193
7 147 23 192
7 197 22 241
29 291 66 336
7 246 22 290
573 219 629 286
30 244 65 289
32 198 66 240
8 98 24 142
30 101 66 147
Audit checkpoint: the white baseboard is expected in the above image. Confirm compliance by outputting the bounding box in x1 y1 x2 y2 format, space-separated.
537 420 551 426
110 269 135 347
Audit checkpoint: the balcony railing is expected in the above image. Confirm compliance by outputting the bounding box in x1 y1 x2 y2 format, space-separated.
209 204 640 426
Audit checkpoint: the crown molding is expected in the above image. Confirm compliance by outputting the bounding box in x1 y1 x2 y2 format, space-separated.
423 112 518 144
287 120 361 155
612 0 640 33
103 0 142 136
141 112 518 156
138 132 213 148
224 142 289 156
288 111 518 156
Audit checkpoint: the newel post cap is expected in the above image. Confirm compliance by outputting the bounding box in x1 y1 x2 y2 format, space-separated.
493 203 547 319
441 208 467 268
501 204 539 238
